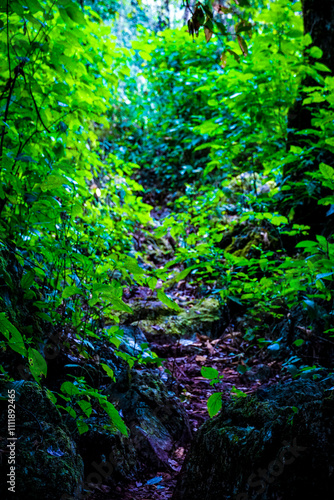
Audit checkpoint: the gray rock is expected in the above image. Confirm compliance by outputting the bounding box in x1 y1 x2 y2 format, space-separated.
173 378 334 500
243 364 272 383
110 369 192 469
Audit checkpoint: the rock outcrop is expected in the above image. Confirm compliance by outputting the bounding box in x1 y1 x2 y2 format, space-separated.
173 378 334 500
0 381 84 500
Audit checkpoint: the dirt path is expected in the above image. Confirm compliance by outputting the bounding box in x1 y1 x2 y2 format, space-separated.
88 322 287 500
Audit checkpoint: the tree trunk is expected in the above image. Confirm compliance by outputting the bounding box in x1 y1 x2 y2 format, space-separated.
282 0 334 231
288 0 334 136
302 0 334 72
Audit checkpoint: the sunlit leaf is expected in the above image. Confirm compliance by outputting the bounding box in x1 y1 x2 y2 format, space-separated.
201 366 219 379
207 392 222 417
157 290 182 312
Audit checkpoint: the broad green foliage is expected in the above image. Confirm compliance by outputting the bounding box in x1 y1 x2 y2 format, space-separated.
153 2 333 324
107 27 220 191
109 0 334 394
59 377 128 435
206 392 223 417
0 0 154 432
195 0 305 183
0 312 26 356
1 0 334 426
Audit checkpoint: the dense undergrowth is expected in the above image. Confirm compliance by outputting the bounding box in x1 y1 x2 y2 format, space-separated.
1 0 334 435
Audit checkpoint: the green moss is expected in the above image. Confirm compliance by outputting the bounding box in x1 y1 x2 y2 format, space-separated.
0 381 84 499
16 426 84 499
116 299 175 324
174 380 334 500
131 298 221 339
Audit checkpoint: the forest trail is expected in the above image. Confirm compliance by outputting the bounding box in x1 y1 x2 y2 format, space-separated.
98 346 284 500
87 336 287 499
86 211 290 500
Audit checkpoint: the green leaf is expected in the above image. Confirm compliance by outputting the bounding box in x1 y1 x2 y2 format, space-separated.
293 339 304 347
28 347 47 381
319 163 334 180
139 51 152 61
66 4 86 24
36 312 54 323
201 366 219 379
314 62 331 73
237 364 248 375
215 21 227 36
0 313 27 356
295 240 318 249
77 400 92 417
147 277 158 290
46 390 57 404
62 285 82 299
77 419 89 434
318 196 334 206
226 48 240 64
174 267 192 282
111 298 133 313
316 235 327 248
207 392 222 417
61 381 81 396
39 175 64 192
325 138 334 148
270 215 288 226
66 406 77 418
101 363 116 382
231 386 248 398
21 271 35 290
100 400 128 436
309 46 323 59
157 290 181 312
27 0 44 14
123 257 144 275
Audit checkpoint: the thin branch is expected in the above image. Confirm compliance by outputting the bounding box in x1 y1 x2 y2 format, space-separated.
28 81 51 133
6 0 11 76
0 75 18 165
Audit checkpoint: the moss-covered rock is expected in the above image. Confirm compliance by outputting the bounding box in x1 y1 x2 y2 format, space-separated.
0 381 84 500
117 299 175 324
173 378 334 500
129 298 223 341
217 222 278 258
